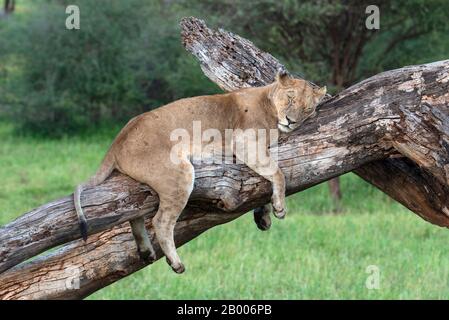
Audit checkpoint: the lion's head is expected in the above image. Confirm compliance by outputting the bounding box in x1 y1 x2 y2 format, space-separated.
270 71 326 133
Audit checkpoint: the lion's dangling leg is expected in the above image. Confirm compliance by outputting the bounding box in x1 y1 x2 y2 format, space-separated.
120 151 194 273
151 159 194 274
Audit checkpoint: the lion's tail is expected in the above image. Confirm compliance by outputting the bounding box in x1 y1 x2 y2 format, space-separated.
74 151 115 241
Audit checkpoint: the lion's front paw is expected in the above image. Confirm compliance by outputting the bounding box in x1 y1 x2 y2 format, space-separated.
271 194 286 219
273 206 287 219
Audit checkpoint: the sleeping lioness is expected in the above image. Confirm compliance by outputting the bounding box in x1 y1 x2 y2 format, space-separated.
74 71 326 273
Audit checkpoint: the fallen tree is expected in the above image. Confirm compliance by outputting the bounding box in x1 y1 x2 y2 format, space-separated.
0 17 448 299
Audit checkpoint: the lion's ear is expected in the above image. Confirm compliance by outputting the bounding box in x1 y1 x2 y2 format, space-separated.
315 86 327 96
275 69 290 86
313 86 327 104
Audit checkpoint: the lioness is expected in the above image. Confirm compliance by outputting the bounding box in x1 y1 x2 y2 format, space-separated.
74 71 326 273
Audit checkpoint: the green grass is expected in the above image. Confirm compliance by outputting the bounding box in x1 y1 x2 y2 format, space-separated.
1 121 449 299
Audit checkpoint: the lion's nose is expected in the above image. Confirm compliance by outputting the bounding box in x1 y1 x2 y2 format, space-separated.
286 116 297 125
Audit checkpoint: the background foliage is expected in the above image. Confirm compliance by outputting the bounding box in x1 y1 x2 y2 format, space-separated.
0 0 217 135
0 0 448 134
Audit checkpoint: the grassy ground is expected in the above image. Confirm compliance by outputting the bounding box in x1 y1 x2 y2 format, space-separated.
1 121 449 299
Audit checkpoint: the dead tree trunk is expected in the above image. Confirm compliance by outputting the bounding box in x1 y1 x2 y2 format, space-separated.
0 17 448 299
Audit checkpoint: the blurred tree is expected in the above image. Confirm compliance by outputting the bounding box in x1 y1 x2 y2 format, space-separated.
188 0 449 209
0 0 14 18
3 0 14 14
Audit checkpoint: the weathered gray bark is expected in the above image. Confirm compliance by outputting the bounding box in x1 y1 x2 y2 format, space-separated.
355 158 449 226
0 17 448 299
